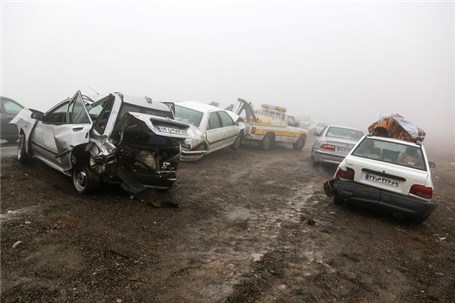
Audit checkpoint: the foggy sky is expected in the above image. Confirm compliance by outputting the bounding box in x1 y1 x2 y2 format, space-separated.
1 0 454 147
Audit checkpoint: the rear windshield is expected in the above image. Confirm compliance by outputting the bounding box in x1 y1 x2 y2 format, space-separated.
352 138 426 170
174 105 203 127
326 127 364 140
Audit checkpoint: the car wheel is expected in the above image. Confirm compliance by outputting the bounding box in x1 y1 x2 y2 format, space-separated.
261 134 273 150
333 194 344 206
231 133 244 150
17 133 30 164
293 135 306 151
72 164 100 195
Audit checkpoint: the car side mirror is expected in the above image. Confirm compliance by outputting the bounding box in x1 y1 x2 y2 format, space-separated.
429 161 436 168
313 131 320 136
31 111 44 120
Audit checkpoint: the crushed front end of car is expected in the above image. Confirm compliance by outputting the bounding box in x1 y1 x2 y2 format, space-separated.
87 112 192 194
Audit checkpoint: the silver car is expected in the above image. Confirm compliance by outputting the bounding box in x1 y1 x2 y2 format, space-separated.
311 125 364 165
11 91 191 194
1 96 24 142
174 101 246 161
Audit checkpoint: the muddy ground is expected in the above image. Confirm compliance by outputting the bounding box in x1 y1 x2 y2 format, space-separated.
1 138 455 303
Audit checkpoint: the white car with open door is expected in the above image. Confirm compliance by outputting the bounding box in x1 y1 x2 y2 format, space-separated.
11 91 191 194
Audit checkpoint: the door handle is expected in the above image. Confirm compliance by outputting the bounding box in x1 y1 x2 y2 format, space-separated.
72 127 84 132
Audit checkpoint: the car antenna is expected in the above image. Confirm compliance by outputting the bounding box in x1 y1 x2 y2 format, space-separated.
88 86 100 95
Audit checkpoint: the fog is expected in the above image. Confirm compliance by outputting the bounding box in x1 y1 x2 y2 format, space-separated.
2 1 454 152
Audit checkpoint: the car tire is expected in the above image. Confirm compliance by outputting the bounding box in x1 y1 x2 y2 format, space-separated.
17 133 30 164
261 134 274 150
333 194 344 206
72 164 100 195
231 133 244 150
293 135 306 151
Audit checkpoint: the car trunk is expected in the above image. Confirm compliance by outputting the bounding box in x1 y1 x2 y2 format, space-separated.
345 155 430 196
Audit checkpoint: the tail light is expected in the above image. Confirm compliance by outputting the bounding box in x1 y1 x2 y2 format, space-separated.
410 185 433 199
251 127 256 134
321 144 336 151
335 167 355 180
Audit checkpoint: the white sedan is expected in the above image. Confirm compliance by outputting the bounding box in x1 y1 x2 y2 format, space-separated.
174 101 247 161
324 135 436 223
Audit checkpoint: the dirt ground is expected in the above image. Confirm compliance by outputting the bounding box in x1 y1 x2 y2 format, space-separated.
1 138 455 303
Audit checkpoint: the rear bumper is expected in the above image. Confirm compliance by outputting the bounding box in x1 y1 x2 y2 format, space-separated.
313 150 345 164
324 179 436 219
180 149 206 161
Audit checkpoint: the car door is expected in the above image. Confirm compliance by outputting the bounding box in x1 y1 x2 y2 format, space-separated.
0 97 24 141
217 111 238 148
206 111 225 151
31 91 92 172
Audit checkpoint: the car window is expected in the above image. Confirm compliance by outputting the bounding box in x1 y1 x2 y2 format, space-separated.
352 138 426 170
2 99 23 114
91 97 114 133
208 112 222 130
217 111 234 127
174 105 203 127
326 127 364 140
43 101 71 124
71 93 91 124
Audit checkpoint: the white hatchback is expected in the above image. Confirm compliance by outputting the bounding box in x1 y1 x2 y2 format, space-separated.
324 135 436 222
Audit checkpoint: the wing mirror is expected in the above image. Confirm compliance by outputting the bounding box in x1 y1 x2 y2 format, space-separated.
313 131 320 136
428 161 436 168
30 110 44 120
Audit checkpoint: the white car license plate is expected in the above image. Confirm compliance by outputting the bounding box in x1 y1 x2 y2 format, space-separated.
337 147 350 153
365 173 399 188
156 126 187 135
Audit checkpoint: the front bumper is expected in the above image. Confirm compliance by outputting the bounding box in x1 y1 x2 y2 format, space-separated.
324 179 436 219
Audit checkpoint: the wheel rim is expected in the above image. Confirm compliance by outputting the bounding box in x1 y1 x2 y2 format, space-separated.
74 169 87 192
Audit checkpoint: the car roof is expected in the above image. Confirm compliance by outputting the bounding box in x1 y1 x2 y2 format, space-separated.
326 125 364 132
365 135 422 148
176 100 228 112
89 93 171 112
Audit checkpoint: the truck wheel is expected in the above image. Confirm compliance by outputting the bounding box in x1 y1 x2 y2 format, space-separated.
293 135 306 151
261 134 273 150
17 133 31 164
72 164 100 195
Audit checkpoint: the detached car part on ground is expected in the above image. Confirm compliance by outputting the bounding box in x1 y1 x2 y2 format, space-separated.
232 98 308 151
11 91 192 195
311 125 364 165
174 101 247 161
324 135 436 223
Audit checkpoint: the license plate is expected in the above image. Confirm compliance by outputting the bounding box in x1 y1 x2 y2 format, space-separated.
365 173 399 187
337 147 350 153
155 125 187 135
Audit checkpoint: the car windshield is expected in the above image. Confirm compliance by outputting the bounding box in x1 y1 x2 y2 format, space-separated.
174 105 203 127
326 127 364 140
352 138 426 170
